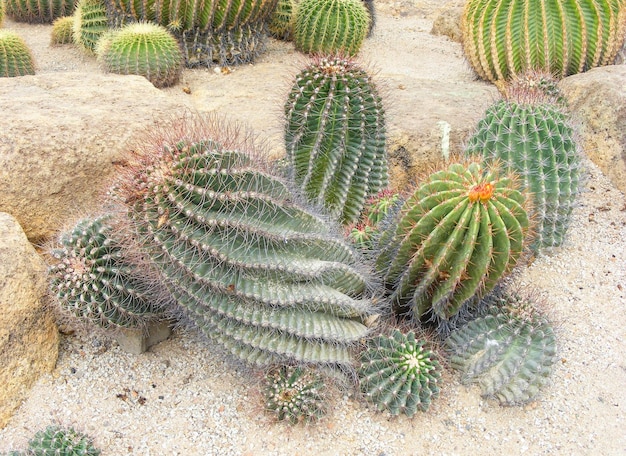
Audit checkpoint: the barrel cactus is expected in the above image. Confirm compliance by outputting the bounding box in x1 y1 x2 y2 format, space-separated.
376 161 530 323
27 426 100 456
461 0 626 84
285 56 387 225
348 189 400 250
446 290 557 405
73 0 109 53
293 0 371 55
4 0 75 23
0 30 35 77
51 16 75 45
269 0 298 40
358 329 441 416
116 115 376 367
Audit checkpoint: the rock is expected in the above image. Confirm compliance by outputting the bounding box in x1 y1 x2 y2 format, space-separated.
560 66 626 193
0 213 59 429
0 72 190 243
430 0 464 43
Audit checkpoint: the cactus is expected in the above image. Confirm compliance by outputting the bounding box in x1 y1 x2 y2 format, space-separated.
4 0 75 23
48 215 167 331
293 0 371 56
263 365 327 423
348 189 400 250
461 0 626 84
464 79 581 252
358 329 441 416
445 289 557 405
0 30 35 77
268 0 298 40
285 56 387 225
27 426 100 456
51 16 75 45
376 161 530 323
96 22 183 88
0 0 4 26
117 115 376 367
73 0 109 53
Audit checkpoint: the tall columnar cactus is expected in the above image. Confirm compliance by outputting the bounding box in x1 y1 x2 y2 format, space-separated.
293 0 371 55
376 161 530 322
73 0 109 53
51 16 76 45
96 22 183 88
117 116 376 366
446 290 557 405
27 426 101 456
0 30 35 77
4 0 75 23
48 215 167 331
465 80 581 252
358 330 441 416
461 0 626 84
285 56 387 225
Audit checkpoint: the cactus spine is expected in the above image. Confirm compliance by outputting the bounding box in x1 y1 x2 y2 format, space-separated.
285 56 387 225
4 0 75 23
73 0 109 53
376 161 530 322
51 16 76 45
0 30 36 77
27 426 101 456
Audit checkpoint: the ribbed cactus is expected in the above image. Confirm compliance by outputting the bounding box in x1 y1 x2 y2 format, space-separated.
27 426 100 456
268 0 298 40
264 365 327 423
73 0 109 53
376 161 530 322
358 330 441 416
285 56 387 225
118 116 376 366
96 22 183 88
348 189 400 250
461 0 626 84
4 0 75 23
293 0 371 55
465 80 581 252
446 290 557 405
0 0 4 26
51 16 75 45
0 30 35 77
48 215 167 331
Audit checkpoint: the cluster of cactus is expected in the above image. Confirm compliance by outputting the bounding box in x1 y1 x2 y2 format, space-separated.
4 0 75 23
263 365 327 423
117 117 376 366
73 0 109 53
48 214 167 331
0 30 36 77
18 425 101 456
284 56 387 225
461 0 626 84
96 22 183 88
358 329 441 416
268 0 298 40
446 289 557 405
376 161 530 323
465 74 581 252
293 0 371 56
348 189 400 249
51 16 75 45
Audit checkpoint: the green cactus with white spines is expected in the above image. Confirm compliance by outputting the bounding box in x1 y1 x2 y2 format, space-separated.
4 0 75 23
285 56 387 226
376 161 530 323
446 290 557 405
118 117 376 366
461 0 626 84
27 426 100 456
51 16 75 45
293 0 371 56
348 189 400 250
0 30 35 77
73 0 109 53
268 0 298 40
358 330 441 416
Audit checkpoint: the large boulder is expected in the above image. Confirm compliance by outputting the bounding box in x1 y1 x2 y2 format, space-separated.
0 72 190 243
0 212 59 429
560 65 626 193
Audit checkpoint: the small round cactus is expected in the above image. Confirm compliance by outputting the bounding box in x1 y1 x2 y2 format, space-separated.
263 365 327 424
27 425 100 456
0 30 35 77
73 0 109 53
51 16 75 45
348 189 400 249
358 330 441 416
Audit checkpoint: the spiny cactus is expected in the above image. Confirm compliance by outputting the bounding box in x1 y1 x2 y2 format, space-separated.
358 329 441 416
376 161 530 323
51 16 75 45
263 365 327 423
446 290 557 405
117 115 377 367
465 80 581 252
268 0 298 40
348 189 400 250
96 22 183 88
461 0 626 84
0 0 4 26
73 0 109 53
285 56 387 225
0 30 35 77
48 214 167 331
4 0 75 23
293 0 371 56
27 426 100 456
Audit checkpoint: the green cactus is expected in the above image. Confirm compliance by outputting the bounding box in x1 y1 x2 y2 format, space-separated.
348 189 400 250
27 426 100 456
285 56 387 225
358 330 441 416
464 82 581 252
117 116 376 367
446 290 557 405
0 0 4 26
263 365 327 423
4 0 75 23
51 16 75 45
96 22 183 88
73 0 109 53
293 0 371 56
376 161 530 323
0 30 35 77
461 0 626 84
48 215 167 331
268 0 298 40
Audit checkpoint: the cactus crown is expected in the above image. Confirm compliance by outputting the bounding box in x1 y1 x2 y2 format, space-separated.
0 30 36 77
27 426 101 456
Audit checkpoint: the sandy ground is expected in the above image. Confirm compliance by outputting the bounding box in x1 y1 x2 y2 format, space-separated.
1 2 626 455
